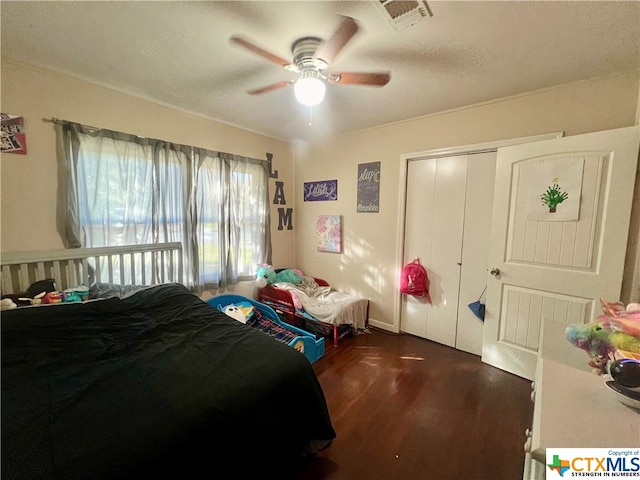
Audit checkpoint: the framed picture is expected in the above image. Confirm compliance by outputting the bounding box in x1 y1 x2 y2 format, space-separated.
304 179 338 201
317 215 342 253
357 161 380 212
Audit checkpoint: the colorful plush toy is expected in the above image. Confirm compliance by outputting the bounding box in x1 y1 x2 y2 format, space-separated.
566 299 640 374
566 319 640 359
599 297 640 336
255 264 303 288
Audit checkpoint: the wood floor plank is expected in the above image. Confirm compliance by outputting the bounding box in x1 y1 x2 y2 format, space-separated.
294 329 533 480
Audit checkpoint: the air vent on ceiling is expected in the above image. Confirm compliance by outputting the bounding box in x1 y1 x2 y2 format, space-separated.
376 0 432 31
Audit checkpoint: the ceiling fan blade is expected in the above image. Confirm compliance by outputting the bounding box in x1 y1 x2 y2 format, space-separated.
327 72 391 86
313 15 359 68
247 81 294 95
230 35 293 69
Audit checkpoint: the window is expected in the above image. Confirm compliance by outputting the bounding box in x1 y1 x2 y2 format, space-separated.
58 122 271 289
193 151 270 285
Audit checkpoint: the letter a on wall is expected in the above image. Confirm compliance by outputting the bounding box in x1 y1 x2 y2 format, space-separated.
273 181 286 205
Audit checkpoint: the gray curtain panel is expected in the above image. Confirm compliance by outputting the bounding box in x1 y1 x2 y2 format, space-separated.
56 121 271 290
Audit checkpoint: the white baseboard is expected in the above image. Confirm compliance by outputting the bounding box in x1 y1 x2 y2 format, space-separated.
368 318 398 333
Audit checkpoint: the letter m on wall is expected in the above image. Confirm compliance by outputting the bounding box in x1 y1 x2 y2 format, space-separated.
277 207 293 230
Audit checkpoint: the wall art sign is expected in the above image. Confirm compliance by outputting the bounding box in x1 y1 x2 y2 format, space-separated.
526 159 583 221
357 161 380 213
317 215 342 253
1 113 27 154
304 179 338 201
273 179 293 230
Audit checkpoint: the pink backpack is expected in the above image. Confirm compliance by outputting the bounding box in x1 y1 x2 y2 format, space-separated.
400 259 431 302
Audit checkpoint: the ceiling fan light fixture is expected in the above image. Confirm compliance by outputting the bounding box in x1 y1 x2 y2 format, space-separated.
294 72 326 106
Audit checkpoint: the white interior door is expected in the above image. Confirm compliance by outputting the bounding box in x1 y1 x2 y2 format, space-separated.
481 126 640 380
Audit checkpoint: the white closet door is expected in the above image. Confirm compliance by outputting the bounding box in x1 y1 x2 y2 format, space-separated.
402 155 467 347
455 151 497 355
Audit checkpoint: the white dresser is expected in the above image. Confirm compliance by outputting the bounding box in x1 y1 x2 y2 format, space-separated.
523 319 640 479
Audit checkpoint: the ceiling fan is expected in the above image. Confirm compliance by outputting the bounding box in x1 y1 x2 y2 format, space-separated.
230 15 391 106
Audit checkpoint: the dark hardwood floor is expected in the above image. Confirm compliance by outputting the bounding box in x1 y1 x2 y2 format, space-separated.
294 328 533 480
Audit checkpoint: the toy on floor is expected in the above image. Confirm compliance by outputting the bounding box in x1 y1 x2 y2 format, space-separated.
255 264 303 288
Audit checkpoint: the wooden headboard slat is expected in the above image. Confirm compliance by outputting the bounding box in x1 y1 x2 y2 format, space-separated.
18 264 29 294
53 261 63 290
1 266 13 295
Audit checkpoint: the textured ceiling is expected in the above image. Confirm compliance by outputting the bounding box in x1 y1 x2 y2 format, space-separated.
2 1 639 142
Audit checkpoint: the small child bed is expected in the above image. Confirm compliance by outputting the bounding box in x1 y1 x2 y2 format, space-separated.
258 275 369 347
209 294 325 363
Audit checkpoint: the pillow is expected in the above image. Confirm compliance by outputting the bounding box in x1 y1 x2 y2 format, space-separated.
89 283 152 299
220 302 255 324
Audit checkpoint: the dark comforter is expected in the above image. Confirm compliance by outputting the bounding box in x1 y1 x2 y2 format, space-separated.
1 283 335 479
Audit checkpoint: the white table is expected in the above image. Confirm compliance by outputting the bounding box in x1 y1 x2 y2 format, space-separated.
523 319 640 479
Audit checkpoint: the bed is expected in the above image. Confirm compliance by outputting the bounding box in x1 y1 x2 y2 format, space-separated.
1 244 336 478
257 273 369 346
209 293 325 363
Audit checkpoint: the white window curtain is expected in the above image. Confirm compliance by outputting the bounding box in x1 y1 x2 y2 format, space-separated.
56 122 271 290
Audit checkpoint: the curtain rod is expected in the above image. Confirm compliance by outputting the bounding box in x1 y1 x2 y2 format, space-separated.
42 116 76 126
41 116 277 177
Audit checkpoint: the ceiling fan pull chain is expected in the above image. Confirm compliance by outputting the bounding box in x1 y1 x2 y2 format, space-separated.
309 107 313 127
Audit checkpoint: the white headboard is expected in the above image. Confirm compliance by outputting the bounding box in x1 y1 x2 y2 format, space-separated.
1 242 183 294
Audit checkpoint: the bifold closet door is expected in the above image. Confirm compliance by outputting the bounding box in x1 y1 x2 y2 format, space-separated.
401 155 467 347
455 151 497 355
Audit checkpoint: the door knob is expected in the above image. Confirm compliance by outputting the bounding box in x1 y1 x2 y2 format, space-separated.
490 268 500 276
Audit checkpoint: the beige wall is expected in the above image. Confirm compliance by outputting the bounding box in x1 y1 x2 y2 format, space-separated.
0 59 296 270
294 71 640 330
2 60 639 323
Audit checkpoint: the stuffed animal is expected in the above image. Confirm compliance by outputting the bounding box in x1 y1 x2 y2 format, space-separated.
2 278 57 307
566 299 640 375
221 303 253 324
255 264 303 288
599 297 640 336
566 317 640 360
0 298 17 311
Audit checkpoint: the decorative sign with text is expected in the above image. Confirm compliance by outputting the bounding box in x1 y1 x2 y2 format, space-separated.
304 179 338 201
1 113 27 154
273 180 293 230
357 162 380 213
